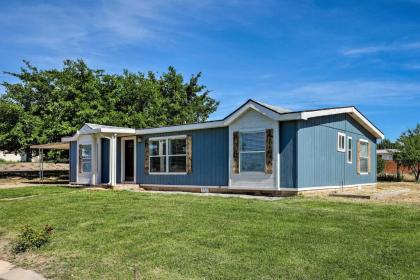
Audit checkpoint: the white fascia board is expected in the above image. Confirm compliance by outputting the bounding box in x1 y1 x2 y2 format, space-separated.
300 107 353 120
281 107 384 139
100 127 136 134
348 108 384 139
136 101 286 135
135 120 225 135
61 132 79 142
224 102 282 125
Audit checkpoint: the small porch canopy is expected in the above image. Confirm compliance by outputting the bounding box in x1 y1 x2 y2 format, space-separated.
30 142 70 182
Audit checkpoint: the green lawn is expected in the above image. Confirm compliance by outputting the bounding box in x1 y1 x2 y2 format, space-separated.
0 186 419 279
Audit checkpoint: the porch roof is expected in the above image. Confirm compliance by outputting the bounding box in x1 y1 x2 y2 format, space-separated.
30 142 70 150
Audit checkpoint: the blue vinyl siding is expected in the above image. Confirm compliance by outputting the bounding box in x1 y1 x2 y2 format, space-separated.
137 127 229 186
279 121 297 188
69 141 77 182
295 114 377 188
116 137 121 184
101 138 110 184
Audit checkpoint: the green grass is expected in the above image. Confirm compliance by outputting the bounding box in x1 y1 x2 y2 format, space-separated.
0 186 419 279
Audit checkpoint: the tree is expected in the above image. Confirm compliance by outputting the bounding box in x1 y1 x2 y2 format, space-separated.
394 124 420 181
377 138 397 149
377 155 385 175
0 60 219 158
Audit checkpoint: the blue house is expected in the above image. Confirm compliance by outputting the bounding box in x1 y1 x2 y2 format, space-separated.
62 100 384 194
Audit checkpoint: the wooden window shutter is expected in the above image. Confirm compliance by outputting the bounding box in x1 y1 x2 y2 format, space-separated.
78 145 82 173
357 141 361 174
232 131 239 174
144 138 149 173
186 135 192 174
368 142 371 173
265 129 273 174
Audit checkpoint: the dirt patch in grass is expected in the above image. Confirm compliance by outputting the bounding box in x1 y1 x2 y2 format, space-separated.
303 182 420 204
0 163 68 172
0 177 69 189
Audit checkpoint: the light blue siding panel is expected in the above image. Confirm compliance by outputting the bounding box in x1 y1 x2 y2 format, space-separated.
296 114 377 188
101 138 110 184
69 141 77 182
136 127 229 186
279 121 297 188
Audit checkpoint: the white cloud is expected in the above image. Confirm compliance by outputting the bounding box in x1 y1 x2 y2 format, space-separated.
343 42 420 56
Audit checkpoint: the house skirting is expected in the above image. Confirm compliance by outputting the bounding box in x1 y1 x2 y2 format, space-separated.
139 182 376 196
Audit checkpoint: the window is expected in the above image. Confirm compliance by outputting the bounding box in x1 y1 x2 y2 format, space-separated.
239 131 265 173
347 137 353 163
149 137 186 173
337 132 346 152
359 140 369 174
80 144 92 173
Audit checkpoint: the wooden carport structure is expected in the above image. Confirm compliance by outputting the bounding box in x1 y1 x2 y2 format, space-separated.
30 142 69 182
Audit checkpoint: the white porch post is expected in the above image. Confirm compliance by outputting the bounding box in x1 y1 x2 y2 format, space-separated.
110 134 117 186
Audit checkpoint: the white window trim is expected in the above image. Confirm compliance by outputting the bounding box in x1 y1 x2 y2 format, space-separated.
347 136 353 164
337 132 346 152
239 130 266 174
80 144 93 174
121 136 137 183
149 135 188 175
359 139 369 175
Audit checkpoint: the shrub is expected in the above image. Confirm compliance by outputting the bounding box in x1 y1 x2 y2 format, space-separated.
12 224 54 254
377 174 404 182
377 155 385 175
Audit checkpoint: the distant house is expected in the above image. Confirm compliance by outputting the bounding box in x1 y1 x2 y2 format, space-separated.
377 149 399 161
61 99 384 194
377 149 411 175
0 151 27 162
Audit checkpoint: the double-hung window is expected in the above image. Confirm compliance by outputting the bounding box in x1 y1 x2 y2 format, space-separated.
359 140 369 174
337 132 346 152
149 137 187 174
79 144 92 173
347 137 353 163
239 131 265 173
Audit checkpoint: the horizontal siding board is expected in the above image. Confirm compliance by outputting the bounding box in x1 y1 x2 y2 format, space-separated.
137 127 229 186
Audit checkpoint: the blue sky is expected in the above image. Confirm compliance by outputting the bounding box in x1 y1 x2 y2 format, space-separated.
1 0 420 140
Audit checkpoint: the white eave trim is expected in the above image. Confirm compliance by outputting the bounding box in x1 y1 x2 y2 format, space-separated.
136 120 225 135
61 127 135 142
135 100 286 135
277 107 384 139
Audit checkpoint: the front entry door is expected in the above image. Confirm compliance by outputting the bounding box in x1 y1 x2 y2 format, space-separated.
124 139 135 182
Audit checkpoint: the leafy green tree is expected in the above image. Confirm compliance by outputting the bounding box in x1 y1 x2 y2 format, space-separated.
394 124 420 181
377 138 397 149
377 155 385 175
0 60 219 159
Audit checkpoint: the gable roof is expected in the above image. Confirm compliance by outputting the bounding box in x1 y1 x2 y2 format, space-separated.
135 99 384 139
62 99 384 141
62 123 135 142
